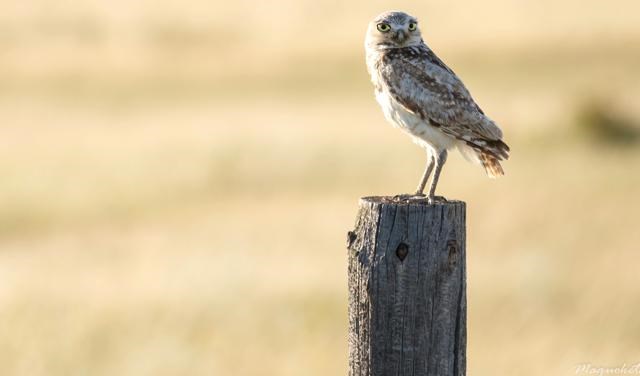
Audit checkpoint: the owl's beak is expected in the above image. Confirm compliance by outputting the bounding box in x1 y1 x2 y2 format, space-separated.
395 30 407 43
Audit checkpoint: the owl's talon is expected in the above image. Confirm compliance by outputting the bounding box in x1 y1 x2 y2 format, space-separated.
427 195 447 204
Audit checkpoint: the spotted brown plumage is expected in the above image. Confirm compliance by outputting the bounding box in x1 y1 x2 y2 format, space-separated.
365 11 510 201
380 46 509 162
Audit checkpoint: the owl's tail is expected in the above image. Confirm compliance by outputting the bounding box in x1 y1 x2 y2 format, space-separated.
479 139 510 178
479 152 504 178
457 138 510 178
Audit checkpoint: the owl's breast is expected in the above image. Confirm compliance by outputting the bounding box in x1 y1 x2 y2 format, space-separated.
374 89 456 151
375 89 422 132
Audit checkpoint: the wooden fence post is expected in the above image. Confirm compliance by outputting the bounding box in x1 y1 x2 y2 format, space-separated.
346 196 466 376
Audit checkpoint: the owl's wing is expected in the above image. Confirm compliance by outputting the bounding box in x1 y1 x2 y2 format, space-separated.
380 49 505 145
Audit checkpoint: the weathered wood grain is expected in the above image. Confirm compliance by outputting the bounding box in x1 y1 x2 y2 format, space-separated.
347 197 466 376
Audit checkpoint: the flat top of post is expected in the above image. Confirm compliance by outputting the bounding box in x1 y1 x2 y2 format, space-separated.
360 196 465 207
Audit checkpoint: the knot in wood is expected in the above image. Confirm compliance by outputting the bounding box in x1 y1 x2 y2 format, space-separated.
347 231 357 249
447 239 459 270
395 242 409 262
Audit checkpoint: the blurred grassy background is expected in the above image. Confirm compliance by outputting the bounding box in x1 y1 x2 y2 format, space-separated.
1 0 640 375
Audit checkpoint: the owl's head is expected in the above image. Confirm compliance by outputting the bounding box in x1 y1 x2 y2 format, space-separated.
365 11 422 50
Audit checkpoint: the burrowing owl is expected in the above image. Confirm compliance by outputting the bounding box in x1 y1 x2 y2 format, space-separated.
365 11 509 203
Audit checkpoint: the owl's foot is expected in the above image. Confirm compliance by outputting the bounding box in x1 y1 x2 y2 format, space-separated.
391 194 448 204
427 195 447 205
392 193 426 202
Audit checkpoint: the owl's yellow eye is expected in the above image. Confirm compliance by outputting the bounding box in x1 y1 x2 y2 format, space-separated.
408 22 417 31
377 23 391 32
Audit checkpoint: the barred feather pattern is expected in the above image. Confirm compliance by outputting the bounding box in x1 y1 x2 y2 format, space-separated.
460 136 510 178
479 151 505 178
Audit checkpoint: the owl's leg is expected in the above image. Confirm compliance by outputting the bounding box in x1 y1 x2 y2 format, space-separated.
414 152 435 196
427 149 448 204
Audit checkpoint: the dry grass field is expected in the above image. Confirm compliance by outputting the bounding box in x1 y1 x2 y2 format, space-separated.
1 1 640 375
